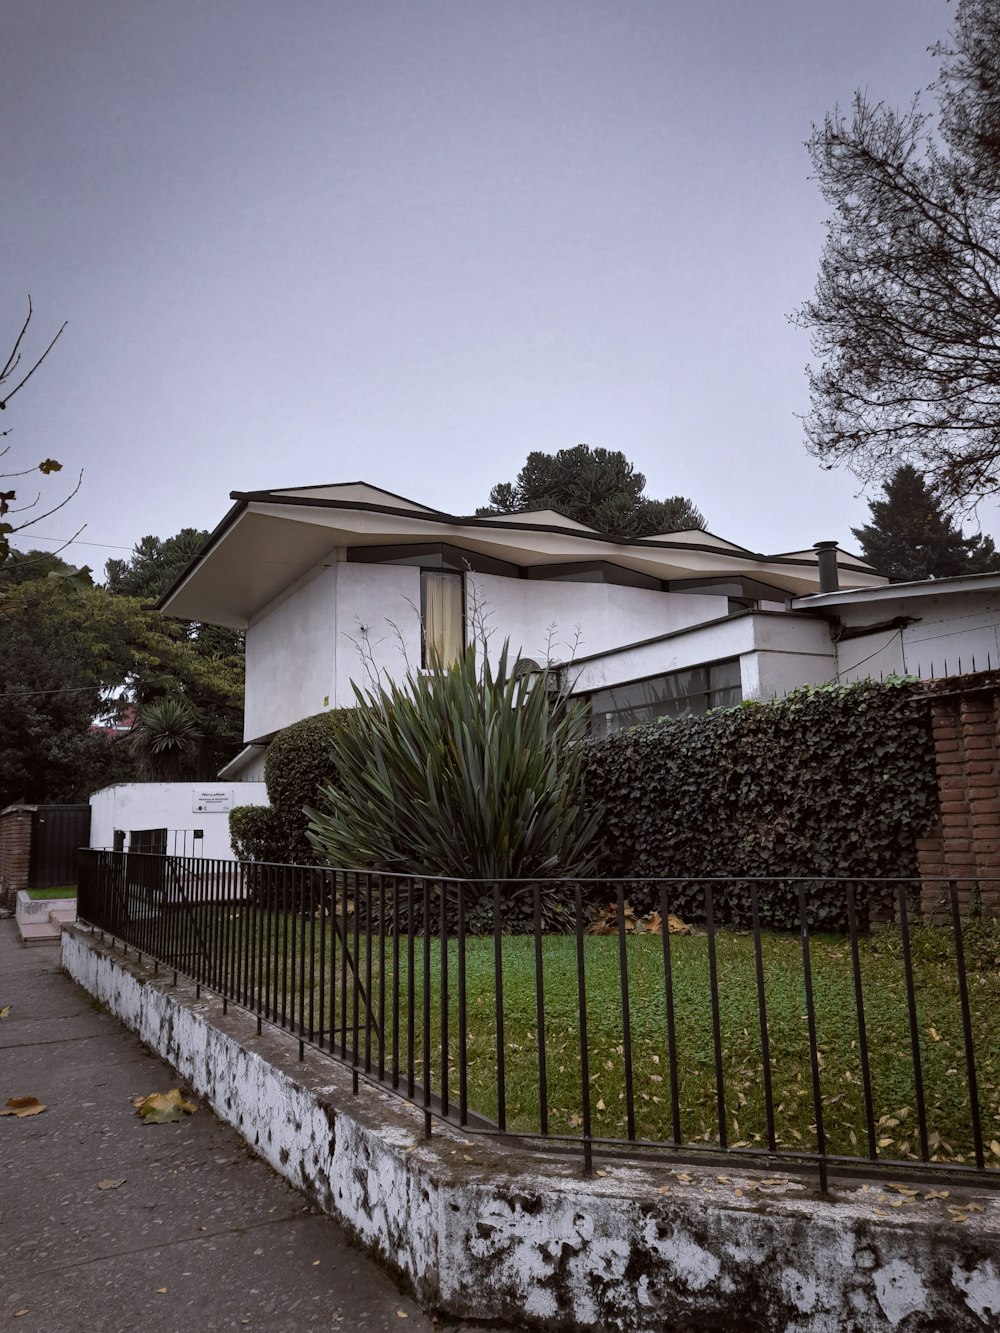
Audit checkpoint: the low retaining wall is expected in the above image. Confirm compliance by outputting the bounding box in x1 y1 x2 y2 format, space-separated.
62 924 1000 1332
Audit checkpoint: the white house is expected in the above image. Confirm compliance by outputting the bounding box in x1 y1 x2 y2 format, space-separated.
156 481 910 768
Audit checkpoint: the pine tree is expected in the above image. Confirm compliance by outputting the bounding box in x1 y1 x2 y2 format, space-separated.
851 465 1000 581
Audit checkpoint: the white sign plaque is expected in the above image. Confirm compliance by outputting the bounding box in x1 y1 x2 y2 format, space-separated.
192 788 234 813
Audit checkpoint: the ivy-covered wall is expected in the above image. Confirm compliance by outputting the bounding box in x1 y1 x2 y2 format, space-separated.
580 680 939 929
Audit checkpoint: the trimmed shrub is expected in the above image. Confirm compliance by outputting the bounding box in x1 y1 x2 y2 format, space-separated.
580 679 938 930
257 708 353 864
229 804 285 863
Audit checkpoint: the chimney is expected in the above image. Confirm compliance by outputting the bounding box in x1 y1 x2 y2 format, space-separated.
814 541 839 594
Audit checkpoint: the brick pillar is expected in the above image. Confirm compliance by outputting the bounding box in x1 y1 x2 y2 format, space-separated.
917 675 1000 917
0 807 34 911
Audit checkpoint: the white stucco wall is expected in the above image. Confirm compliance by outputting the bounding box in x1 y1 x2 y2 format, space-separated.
469 573 728 667
89 783 269 860
333 562 422 706
569 611 837 703
245 560 340 738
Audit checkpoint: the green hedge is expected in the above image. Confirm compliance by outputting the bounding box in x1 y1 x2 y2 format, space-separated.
228 708 353 865
229 804 285 863
579 679 938 930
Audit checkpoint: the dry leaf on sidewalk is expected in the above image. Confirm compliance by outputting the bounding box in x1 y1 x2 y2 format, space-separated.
0 1006 11 1019
132 1089 197 1124
1 1096 46 1118
97 1178 126 1190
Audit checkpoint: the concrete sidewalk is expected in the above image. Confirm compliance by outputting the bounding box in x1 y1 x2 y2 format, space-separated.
0 921 472 1332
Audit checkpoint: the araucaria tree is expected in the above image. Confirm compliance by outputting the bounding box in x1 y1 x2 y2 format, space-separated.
796 0 1000 507
479 445 704 537
852 464 1000 581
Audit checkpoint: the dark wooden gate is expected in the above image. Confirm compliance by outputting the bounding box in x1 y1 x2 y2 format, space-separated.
27 805 92 888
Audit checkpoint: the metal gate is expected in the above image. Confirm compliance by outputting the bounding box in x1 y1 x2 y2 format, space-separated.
27 805 92 888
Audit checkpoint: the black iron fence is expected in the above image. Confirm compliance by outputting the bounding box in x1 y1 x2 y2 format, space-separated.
77 850 1000 1192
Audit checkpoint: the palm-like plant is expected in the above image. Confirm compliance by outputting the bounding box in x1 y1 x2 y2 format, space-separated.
305 642 598 886
131 697 202 781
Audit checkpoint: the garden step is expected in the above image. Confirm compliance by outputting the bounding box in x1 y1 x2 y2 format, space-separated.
48 906 77 926
16 919 61 946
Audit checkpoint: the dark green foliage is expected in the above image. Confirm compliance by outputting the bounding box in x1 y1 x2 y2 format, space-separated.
852 465 1000 581
478 444 704 537
227 709 353 874
580 680 938 929
257 709 354 864
105 530 209 601
229 804 286 863
305 644 598 927
105 528 245 774
130 697 202 781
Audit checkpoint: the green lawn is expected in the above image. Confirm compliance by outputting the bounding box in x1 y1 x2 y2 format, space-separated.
25 885 77 900
185 906 1000 1168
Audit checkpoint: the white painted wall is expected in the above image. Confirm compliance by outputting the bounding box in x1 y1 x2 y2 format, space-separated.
89 783 269 860
470 573 728 667
333 562 422 706
568 611 837 703
245 561 339 738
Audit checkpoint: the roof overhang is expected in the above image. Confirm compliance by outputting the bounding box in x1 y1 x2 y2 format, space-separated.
793 570 1000 618
158 482 889 627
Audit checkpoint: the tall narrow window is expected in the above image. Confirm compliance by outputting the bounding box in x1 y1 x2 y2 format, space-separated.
421 570 464 667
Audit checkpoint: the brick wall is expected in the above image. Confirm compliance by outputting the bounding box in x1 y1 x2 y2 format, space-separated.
916 673 1000 918
0 807 34 911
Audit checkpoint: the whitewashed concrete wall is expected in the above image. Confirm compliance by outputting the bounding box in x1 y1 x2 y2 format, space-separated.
63 926 1000 1333
89 783 268 859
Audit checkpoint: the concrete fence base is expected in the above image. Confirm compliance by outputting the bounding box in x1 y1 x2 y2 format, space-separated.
62 924 1000 1332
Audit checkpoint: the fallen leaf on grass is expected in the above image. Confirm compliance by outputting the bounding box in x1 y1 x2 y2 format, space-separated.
133 1089 197 1124
97 1178 125 1191
1 1096 46 1118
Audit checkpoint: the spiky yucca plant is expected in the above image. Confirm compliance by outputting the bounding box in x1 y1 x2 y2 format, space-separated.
304 643 597 884
131 696 202 781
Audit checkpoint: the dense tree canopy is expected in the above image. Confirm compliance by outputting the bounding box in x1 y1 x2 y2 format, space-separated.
478 445 704 537
104 531 245 772
0 555 132 805
796 0 1000 508
852 465 1000 582
0 535 245 806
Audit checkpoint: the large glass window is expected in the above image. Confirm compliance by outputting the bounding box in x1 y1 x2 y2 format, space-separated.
421 570 464 667
585 659 741 738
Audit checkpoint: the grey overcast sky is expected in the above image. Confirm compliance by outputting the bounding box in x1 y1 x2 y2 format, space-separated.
2 0 974 572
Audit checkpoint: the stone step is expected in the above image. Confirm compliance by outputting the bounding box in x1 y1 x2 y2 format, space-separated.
17 919 61 946
48 906 77 925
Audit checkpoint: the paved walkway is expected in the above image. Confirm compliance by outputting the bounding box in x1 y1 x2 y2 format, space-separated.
0 920 486 1333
